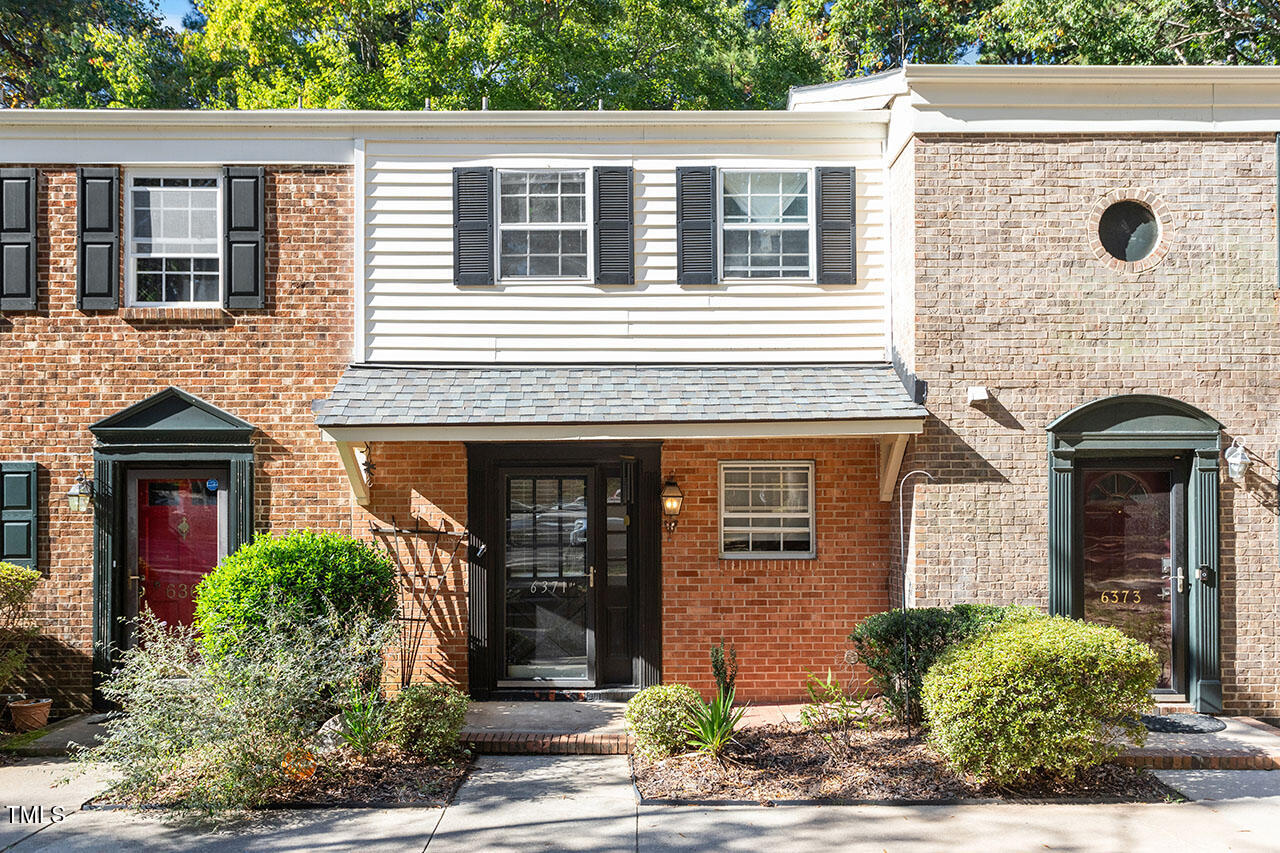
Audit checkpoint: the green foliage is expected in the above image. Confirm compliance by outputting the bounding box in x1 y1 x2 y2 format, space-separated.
386 683 470 760
339 684 388 758
849 603 1041 725
78 606 397 814
194 530 396 661
684 686 747 758
0 562 40 693
798 670 871 757
710 638 738 699
624 683 702 759
922 616 1160 784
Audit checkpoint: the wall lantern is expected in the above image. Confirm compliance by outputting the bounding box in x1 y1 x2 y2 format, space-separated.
66 472 94 513
1224 439 1249 481
661 479 684 534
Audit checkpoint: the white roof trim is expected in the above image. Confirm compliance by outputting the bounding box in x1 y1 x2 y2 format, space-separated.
320 418 925 443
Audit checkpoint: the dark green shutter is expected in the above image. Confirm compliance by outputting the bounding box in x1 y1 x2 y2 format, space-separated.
1 168 37 311
1 461 38 569
594 166 634 285
77 167 119 311
676 166 716 285
816 167 857 285
224 166 266 309
453 167 494 286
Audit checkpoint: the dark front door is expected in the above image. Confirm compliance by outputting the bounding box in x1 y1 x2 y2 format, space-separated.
1079 462 1188 693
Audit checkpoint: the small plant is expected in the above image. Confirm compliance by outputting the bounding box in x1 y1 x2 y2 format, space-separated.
386 683 469 760
625 683 702 759
848 603 1041 725
339 684 387 758
685 687 747 758
710 638 738 699
798 670 869 757
922 616 1160 784
194 530 397 660
0 562 40 693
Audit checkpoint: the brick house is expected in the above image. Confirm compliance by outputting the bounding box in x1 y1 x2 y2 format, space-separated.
2 66 1277 717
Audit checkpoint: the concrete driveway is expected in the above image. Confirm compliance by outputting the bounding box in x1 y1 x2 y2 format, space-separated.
4 755 1279 852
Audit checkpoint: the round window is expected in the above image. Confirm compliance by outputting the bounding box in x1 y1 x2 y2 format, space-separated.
1098 201 1158 262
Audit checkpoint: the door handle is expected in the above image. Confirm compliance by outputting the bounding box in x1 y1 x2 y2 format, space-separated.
589 565 596 588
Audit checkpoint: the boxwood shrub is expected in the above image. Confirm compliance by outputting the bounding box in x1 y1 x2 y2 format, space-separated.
848 603 1040 724
922 616 1160 784
625 683 702 758
387 683 470 760
194 530 396 660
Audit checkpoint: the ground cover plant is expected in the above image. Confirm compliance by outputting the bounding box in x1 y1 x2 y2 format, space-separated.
922 616 1160 784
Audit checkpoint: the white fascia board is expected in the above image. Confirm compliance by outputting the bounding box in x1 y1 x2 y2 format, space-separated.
320 418 926 443
788 69 909 111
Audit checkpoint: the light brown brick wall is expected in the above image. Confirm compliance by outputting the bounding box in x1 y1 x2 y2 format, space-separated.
900 133 1280 716
2 165 360 712
661 438 891 701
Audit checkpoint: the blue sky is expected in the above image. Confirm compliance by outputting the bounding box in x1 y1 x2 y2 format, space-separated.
157 0 193 29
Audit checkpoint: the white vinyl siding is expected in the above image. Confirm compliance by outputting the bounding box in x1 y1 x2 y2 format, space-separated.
361 129 888 363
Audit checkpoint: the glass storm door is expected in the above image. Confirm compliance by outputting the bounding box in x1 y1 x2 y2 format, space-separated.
1081 466 1186 692
501 469 595 684
128 470 228 629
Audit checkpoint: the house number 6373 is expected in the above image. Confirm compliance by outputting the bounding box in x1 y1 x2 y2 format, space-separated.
1099 589 1141 604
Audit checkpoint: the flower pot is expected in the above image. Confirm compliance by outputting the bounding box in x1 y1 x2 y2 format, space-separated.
9 698 51 732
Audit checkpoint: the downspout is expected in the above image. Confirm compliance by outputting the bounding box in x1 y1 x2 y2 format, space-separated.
1275 133 1279 291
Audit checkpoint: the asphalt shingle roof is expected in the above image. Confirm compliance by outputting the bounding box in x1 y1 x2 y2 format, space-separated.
313 364 925 427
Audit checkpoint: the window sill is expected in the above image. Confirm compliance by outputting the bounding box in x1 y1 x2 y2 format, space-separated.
119 306 229 323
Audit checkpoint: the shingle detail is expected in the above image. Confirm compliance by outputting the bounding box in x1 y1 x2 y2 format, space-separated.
314 364 926 427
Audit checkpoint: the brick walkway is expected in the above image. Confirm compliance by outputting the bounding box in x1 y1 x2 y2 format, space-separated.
1121 716 1280 770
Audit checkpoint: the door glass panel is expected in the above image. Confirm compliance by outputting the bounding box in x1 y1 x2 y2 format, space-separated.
606 476 628 585
1082 470 1174 689
504 474 589 680
136 478 221 627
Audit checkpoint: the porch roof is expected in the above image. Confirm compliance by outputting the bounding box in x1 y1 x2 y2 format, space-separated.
313 363 927 438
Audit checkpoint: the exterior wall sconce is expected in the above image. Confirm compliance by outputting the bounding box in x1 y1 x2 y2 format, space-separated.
661 479 684 534
66 472 94 513
1224 439 1249 481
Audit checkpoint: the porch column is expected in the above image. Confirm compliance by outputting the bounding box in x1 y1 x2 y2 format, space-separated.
1047 445 1077 618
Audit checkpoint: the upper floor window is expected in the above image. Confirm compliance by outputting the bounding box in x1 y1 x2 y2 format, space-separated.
498 170 589 279
721 170 811 279
127 174 221 306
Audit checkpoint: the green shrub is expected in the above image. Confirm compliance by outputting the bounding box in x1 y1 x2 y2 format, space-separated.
625 683 702 758
340 684 388 758
0 562 40 693
386 683 469 760
922 616 1160 784
194 530 396 660
849 603 1040 724
685 687 747 758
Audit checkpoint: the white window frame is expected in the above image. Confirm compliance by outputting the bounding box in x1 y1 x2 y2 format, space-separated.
124 169 223 308
717 167 815 284
494 167 594 283
718 460 817 559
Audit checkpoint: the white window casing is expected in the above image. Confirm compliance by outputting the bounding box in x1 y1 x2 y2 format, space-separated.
719 168 814 282
719 461 816 559
125 170 223 307
497 169 592 281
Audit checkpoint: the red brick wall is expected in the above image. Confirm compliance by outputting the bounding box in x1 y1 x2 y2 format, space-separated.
660 438 891 701
899 133 1280 716
1 165 358 712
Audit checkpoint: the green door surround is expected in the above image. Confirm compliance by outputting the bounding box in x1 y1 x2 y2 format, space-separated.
1047 394 1223 714
88 387 255 709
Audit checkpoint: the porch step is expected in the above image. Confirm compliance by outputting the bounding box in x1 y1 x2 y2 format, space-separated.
487 687 640 702
462 730 633 755
1150 701 1196 715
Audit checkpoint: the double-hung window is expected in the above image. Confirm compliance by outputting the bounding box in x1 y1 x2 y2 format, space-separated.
719 461 815 558
498 170 589 279
721 170 811 279
127 174 221 305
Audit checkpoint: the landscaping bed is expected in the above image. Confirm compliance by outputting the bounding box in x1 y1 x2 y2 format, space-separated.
632 721 1179 804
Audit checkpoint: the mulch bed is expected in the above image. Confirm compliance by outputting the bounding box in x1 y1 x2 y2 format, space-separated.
633 722 1180 804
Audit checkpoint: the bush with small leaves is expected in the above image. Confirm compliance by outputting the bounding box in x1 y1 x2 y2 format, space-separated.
386 683 469 760
922 616 1160 784
0 562 39 693
625 683 702 759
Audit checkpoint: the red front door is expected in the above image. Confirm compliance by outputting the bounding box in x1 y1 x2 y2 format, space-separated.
134 476 223 627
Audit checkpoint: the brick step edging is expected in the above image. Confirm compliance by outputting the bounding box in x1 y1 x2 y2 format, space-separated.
1119 751 1280 770
462 730 634 755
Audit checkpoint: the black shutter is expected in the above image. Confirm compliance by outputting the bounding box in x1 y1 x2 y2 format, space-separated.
453 167 494 286
224 166 266 309
1 168 37 311
816 166 857 285
594 166 634 285
1 461 38 569
676 166 716 285
77 167 119 311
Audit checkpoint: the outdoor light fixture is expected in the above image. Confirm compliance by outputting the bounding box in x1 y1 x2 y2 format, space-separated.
66 472 94 513
1224 439 1250 481
661 479 684 534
